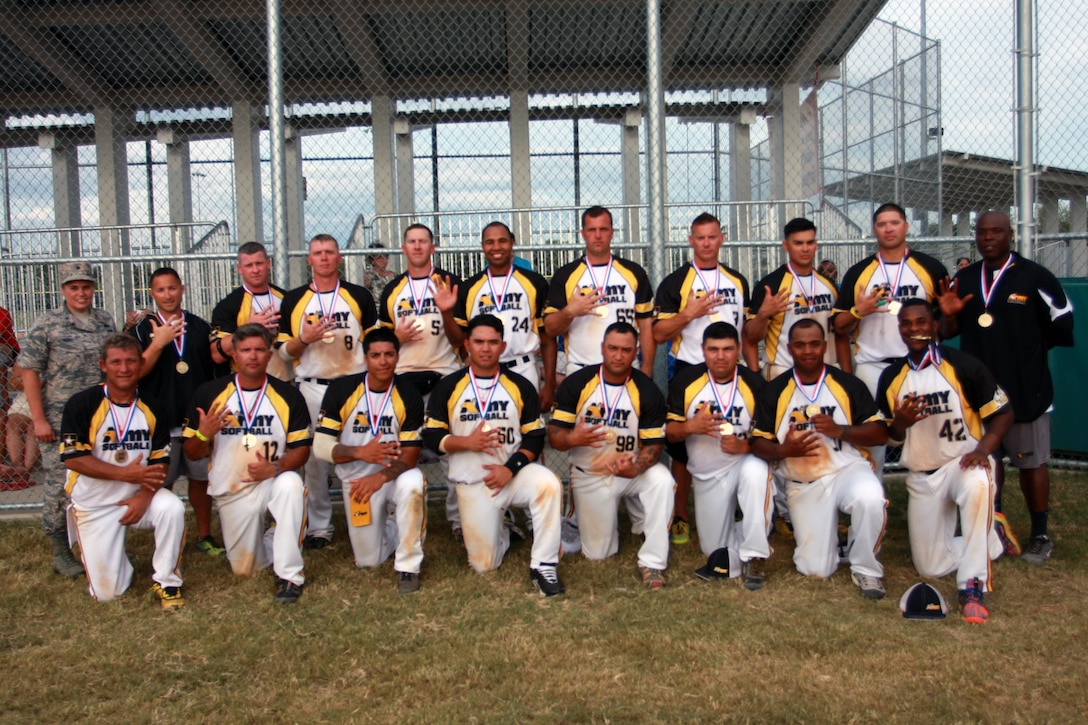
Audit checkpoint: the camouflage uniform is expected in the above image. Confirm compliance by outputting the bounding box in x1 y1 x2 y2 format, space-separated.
17 304 115 534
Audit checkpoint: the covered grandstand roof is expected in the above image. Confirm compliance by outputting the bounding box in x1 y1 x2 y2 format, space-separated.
2 0 889 117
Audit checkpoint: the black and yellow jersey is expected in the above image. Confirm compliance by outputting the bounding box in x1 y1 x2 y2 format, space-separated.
183 375 312 497
211 284 293 380
655 262 750 365
60 385 170 506
455 266 549 361
316 372 424 483
280 280 377 380
876 345 1011 471
834 250 947 364
422 368 544 485
667 363 764 478
751 366 883 483
544 255 654 370
551 364 666 475
749 265 838 369
379 268 462 376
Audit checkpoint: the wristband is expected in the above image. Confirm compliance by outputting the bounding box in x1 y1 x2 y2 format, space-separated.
504 451 531 477
215 338 226 356
849 306 863 320
194 430 210 442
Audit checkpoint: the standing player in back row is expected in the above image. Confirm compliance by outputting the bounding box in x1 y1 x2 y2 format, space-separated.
456 221 556 410
280 234 378 549
544 206 656 374
832 202 948 477
211 241 293 382
654 212 755 546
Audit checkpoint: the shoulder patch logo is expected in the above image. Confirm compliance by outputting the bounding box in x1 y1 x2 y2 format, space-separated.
1007 293 1029 304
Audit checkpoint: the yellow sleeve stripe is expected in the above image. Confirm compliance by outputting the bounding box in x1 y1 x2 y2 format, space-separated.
639 425 666 440
552 409 577 424
424 418 449 431
907 256 939 300
287 429 310 444
772 378 798 433
399 431 422 443
521 418 544 434
667 412 686 423
289 289 315 336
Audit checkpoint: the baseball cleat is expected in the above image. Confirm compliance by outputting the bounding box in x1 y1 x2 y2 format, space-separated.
303 536 331 551
992 512 1021 557
669 517 690 545
275 578 303 604
850 571 886 600
741 558 767 591
530 564 565 596
640 566 667 590
150 583 185 610
195 535 226 557
958 578 989 624
397 572 421 595
1021 535 1054 565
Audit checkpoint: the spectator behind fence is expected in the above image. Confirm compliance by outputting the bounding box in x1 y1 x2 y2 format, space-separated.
2 375 40 490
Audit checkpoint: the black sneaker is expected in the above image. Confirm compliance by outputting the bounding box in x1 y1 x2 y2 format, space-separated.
741 558 767 591
303 536 330 551
504 510 527 542
1021 535 1054 565
275 578 303 604
397 572 421 595
530 564 565 597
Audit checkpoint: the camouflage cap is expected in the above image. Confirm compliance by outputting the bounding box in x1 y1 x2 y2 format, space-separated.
58 261 97 286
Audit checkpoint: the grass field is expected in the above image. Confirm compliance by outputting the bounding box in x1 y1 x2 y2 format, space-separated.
2 470 1086 723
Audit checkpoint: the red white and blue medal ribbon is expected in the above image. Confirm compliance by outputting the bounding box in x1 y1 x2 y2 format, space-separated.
585 255 614 295
104 384 137 450
786 261 814 309
243 284 275 313
908 343 942 371
691 263 721 305
598 368 629 427
708 367 739 420
793 366 828 407
468 368 499 425
979 254 1014 311
234 374 269 437
155 311 186 360
312 279 340 322
407 267 435 316
877 251 908 300
485 268 515 314
364 373 394 439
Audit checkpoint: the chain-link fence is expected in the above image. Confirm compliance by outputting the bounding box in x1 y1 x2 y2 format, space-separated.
1 0 1086 506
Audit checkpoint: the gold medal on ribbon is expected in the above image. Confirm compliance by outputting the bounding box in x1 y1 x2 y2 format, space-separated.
805 404 821 419
886 300 902 315
593 305 609 319
175 361 189 374
115 449 128 463
242 433 258 449
719 422 734 436
978 312 994 328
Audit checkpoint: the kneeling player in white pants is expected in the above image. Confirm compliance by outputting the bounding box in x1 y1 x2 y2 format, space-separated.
569 463 673 571
217 471 307 584
905 461 1004 587
71 489 186 605
785 461 886 580
454 463 561 573
692 459 773 574
185 324 314 604
60 335 186 608
877 299 1015 622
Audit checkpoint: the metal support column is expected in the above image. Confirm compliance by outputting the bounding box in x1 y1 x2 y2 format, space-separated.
1015 0 1037 259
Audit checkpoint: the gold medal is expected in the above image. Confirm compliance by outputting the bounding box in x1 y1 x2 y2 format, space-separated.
978 312 994 328
321 332 335 344
482 423 493 433
805 404 821 419
604 429 617 443
887 300 902 315
593 305 610 319
411 318 426 333
175 360 189 374
709 312 723 323
719 422 734 436
114 449 128 463
242 433 257 449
